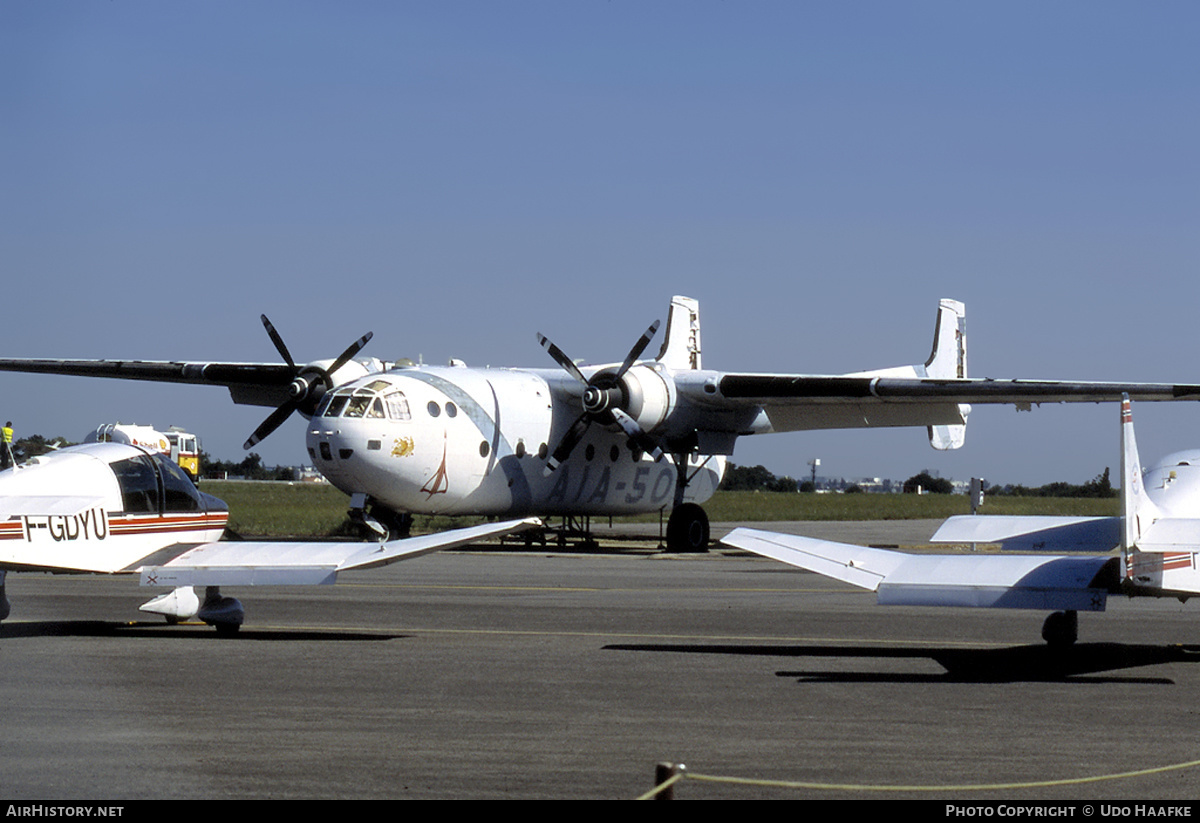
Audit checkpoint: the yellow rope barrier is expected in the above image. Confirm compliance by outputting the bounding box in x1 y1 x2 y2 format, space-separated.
638 757 1200 799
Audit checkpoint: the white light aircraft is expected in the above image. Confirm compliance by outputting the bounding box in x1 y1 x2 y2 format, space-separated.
722 396 1200 647
0 440 537 633
2 297 1200 551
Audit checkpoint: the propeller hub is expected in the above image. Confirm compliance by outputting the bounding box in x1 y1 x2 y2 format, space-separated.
537 318 663 472
288 375 311 400
583 385 613 414
244 316 373 450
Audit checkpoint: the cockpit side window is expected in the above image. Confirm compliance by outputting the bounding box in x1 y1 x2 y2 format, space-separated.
112 456 160 513
385 391 410 420
155 454 203 512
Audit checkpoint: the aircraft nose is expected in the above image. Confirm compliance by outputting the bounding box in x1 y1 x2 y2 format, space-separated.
307 422 352 467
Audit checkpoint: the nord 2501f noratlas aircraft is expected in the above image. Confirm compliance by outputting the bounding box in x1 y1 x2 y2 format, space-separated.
1 296 1199 551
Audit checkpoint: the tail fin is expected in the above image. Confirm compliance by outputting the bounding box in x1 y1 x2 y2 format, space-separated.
926 299 968 449
1120 394 1161 554
849 298 969 449
656 295 702 370
925 298 967 380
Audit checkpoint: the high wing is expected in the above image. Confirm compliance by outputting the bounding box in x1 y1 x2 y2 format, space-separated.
5 298 1200 459
720 527 1118 612
674 298 1199 450
671 372 1200 455
139 518 540 587
0 358 300 407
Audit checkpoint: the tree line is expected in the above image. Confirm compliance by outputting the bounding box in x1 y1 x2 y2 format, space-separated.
719 462 1117 498
200 451 296 481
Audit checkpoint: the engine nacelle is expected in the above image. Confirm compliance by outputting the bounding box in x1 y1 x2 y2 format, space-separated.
295 357 383 416
620 363 676 433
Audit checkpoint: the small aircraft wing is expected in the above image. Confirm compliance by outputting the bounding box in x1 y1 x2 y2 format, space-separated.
140 518 540 587
930 515 1121 552
721 527 1117 611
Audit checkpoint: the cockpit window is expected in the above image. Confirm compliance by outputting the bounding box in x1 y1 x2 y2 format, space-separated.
321 384 410 421
384 391 410 420
112 456 160 513
112 454 207 513
344 394 372 418
323 394 350 418
155 454 203 512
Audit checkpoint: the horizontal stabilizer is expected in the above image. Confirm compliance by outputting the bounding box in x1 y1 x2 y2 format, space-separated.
721 527 1115 611
1133 518 1200 553
140 518 540 587
931 515 1120 552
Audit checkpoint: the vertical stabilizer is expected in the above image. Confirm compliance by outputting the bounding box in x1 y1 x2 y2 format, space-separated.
1120 395 1160 554
656 295 702 370
926 299 968 449
925 298 967 379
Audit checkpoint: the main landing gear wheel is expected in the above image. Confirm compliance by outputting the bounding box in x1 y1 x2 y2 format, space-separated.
667 503 710 553
1041 610 1078 647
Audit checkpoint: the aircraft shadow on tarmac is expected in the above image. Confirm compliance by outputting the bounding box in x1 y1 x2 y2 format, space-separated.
0 620 403 642
604 642 1200 684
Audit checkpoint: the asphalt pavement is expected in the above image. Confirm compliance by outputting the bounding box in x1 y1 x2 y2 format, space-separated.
2 524 1199 800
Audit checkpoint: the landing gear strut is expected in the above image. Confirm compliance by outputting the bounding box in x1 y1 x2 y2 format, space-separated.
349 495 413 541
1041 610 1078 647
662 450 714 553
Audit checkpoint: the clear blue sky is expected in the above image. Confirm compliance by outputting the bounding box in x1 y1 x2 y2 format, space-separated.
3 1 1198 487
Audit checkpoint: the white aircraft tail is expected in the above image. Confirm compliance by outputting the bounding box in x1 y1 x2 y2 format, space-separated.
926 299 968 449
1120 394 1160 554
924 298 967 380
1116 397 1200 597
656 296 702 370
849 298 969 449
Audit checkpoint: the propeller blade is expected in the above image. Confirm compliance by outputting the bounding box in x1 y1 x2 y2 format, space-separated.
536 333 588 386
327 331 375 376
244 399 300 450
544 413 591 475
245 321 374 450
611 407 663 461
614 319 660 380
260 315 296 370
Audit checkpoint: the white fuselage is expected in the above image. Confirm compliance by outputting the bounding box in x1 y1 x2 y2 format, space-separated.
305 365 725 517
1140 449 1200 517
1126 449 1200 598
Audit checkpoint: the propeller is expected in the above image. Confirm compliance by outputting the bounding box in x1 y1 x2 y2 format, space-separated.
243 315 374 449
537 319 663 473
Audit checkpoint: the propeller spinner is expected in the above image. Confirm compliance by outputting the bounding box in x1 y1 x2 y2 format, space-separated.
243 315 374 449
537 319 664 473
